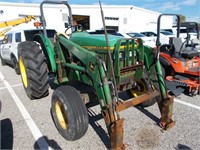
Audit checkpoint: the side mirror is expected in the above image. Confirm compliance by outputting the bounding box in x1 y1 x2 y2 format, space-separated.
2 37 8 44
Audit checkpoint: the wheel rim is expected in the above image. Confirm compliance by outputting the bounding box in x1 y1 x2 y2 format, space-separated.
55 100 68 130
130 79 147 97
19 56 28 88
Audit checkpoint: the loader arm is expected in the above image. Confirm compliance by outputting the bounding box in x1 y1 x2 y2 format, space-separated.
0 16 36 28
54 34 113 101
0 15 38 40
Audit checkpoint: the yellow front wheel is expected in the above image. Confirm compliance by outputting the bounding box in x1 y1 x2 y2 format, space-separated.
55 100 68 130
51 85 89 141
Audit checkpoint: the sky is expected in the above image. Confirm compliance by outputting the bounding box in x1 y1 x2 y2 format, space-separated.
1 0 200 22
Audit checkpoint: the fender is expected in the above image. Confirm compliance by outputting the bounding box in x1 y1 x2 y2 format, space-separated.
33 34 56 73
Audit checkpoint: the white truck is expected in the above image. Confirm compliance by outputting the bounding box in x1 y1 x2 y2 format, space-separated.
0 29 56 74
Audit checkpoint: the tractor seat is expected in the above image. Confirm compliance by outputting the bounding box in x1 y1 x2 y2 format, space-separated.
173 37 200 59
159 44 185 61
181 50 200 59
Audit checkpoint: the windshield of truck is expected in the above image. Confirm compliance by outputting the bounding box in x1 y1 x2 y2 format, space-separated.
24 29 56 41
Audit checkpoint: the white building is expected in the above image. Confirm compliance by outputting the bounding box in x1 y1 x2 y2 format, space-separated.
0 2 173 33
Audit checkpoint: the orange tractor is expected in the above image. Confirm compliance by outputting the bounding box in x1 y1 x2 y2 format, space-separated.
157 14 200 96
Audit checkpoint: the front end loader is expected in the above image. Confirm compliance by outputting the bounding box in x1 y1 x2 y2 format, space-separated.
18 1 175 149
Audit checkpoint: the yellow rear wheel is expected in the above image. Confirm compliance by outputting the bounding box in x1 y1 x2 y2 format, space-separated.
52 85 89 141
19 56 28 88
18 41 49 99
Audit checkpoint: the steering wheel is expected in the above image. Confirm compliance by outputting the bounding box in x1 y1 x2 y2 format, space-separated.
65 24 83 35
65 25 73 35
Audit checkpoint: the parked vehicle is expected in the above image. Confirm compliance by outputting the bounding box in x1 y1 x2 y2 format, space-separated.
179 27 197 39
158 14 200 96
162 26 197 41
116 32 132 38
160 30 175 40
162 22 200 51
127 32 156 48
0 28 56 74
87 29 131 38
88 30 156 48
141 31 170 44
178 22 200 52
0 15 38 74
0 15 37 40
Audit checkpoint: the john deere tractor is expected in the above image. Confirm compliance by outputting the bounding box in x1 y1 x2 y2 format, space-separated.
18 1 175 149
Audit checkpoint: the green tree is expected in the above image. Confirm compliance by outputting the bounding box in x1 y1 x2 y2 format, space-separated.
179 14 186 23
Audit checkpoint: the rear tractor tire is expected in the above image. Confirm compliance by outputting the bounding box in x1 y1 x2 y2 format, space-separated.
18 41 49 99
51 85 89 141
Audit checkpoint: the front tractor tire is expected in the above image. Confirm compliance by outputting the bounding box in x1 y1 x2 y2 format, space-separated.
51 85 89 141
18 41 49 100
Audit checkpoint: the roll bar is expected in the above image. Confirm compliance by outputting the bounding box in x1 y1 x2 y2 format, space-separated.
156 14 180 47
40 0 74 36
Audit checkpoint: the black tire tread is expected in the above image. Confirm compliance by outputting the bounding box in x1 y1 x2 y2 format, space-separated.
18 41 49 99
137 72 157 107
52 85 88 141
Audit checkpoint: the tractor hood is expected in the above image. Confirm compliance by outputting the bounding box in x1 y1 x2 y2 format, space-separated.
70 32 123 50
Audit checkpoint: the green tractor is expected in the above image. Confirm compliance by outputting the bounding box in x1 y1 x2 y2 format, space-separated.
18 1 175 149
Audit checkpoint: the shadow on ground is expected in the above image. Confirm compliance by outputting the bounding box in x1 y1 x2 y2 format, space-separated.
87 108 111 149
135 105 160 126
33 136 62 150
0 118 13 149
175 143 192 150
